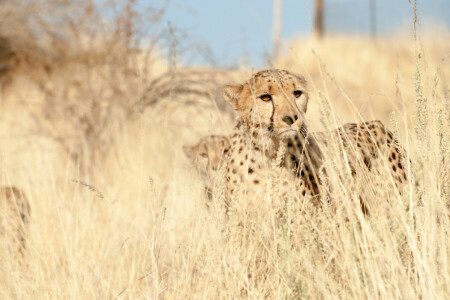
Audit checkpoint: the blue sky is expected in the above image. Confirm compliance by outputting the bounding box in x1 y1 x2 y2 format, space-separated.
158 0 313 67
153 0 449 67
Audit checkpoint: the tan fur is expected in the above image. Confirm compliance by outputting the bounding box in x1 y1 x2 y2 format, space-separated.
313 120 410 214
0 186 31 255
223 69 321 210
222 69 410 215
184 135 230 195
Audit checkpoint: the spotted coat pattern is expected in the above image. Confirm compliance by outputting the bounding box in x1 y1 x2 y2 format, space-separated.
184 135 231 197
222 69 321 209
313 120 410 213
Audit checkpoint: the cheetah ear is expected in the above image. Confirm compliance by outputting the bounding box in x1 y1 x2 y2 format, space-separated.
218 136 230 147
183 145 194 160
218 136 231 152
298 91 308 113
295 74 307 83
223 84 243 110
294 74 308 113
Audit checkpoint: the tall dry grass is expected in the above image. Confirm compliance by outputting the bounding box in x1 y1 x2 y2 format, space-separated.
0 1 449 299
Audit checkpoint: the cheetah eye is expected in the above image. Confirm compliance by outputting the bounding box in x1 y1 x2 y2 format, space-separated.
259 94 272 102
293 90 303 98
200 153 208 158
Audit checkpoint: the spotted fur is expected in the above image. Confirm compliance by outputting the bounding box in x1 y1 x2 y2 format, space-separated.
223 69 322 209
222 69 410 215
313 120 410 213
184 135 230 197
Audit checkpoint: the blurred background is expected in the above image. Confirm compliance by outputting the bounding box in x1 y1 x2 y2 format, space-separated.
159 0 449 66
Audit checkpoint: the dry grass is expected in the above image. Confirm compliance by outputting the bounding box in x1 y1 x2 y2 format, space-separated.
277 30 449 134
0 1 449 298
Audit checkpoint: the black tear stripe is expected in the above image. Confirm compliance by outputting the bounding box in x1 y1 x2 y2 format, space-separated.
268 100 275 132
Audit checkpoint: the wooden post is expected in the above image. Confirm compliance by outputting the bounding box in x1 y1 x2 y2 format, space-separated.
314 0 324 37
273 0 282 61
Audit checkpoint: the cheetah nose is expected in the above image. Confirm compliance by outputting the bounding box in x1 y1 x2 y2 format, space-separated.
282 115 296 126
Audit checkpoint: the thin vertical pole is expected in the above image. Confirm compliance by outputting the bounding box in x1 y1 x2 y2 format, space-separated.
273 0 282 61
315 0 324 37
370 0 376 37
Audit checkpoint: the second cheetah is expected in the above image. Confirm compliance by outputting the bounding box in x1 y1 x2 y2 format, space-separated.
183 135 230 198
312 120 410 213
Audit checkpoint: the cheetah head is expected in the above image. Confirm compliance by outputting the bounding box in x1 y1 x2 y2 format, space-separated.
183 135 230 188
223 69 308 140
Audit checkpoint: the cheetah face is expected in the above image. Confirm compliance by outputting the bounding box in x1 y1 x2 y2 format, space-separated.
183 135 230 184
223 69 308 140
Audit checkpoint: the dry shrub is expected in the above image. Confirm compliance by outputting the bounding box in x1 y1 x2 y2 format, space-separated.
0 0 228 176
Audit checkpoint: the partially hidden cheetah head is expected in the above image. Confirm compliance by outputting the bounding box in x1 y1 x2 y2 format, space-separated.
183 135 230 188
223 69 308 140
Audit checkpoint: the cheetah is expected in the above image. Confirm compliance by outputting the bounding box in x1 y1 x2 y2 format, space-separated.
222 69 322 210
0 185 31 255
183 135 230 198
312 120 410 213
222 69 409 214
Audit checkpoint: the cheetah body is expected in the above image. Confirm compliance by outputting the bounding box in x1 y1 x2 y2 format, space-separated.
313 120 410 212
222 69 321 209
183 135 230 196
222 69 409 213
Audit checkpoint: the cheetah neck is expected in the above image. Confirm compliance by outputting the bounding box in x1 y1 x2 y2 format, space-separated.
226 120 323 199
300 133 324 173
233 119 323 173
233 120 279 161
